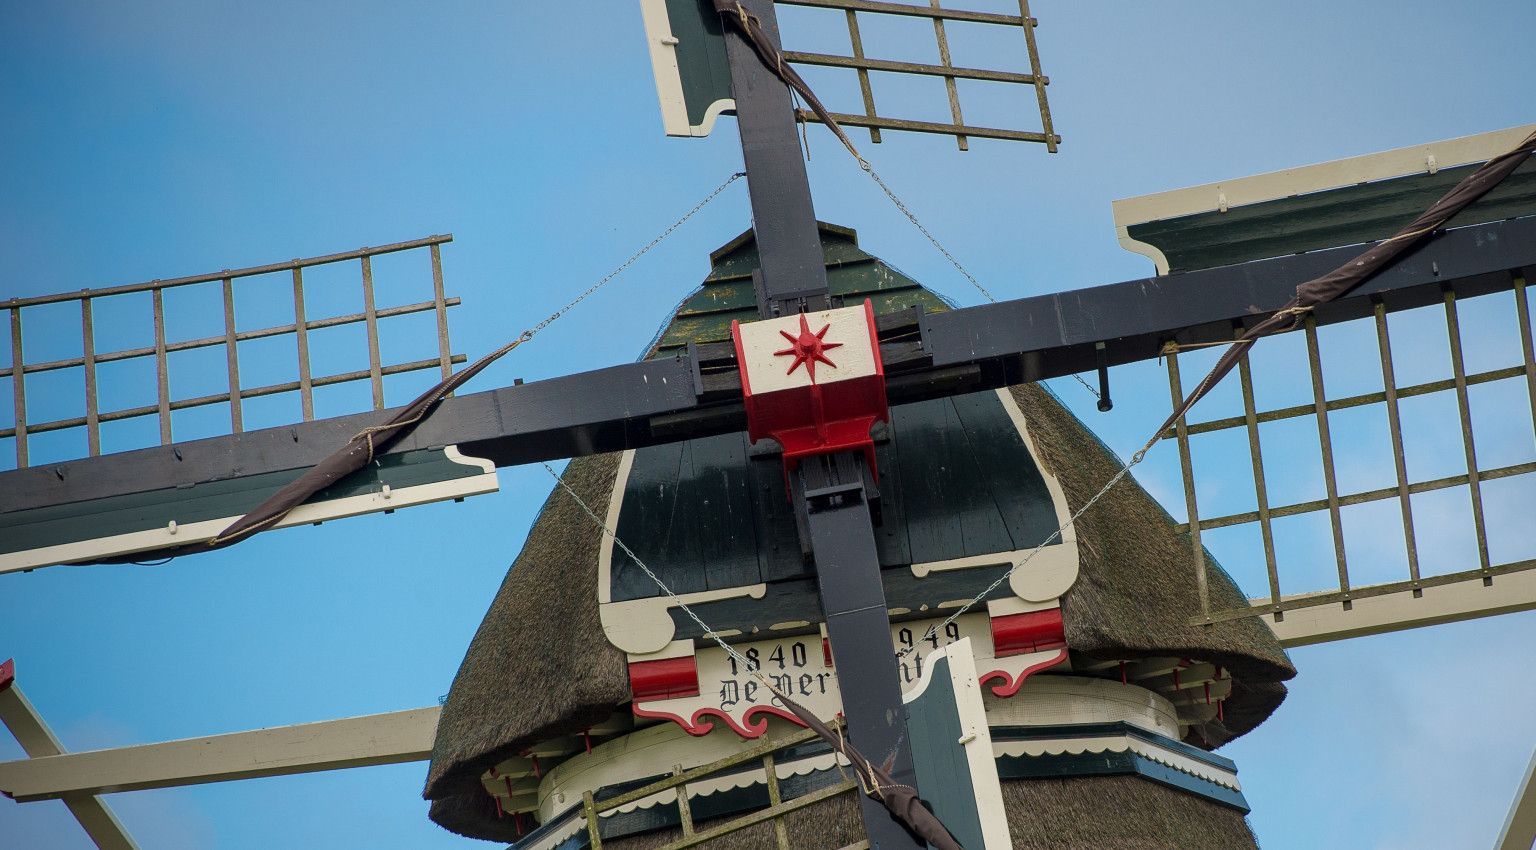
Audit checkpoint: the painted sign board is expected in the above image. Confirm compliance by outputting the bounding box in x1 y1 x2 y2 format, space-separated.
631 612 1066 739
638 0 734 137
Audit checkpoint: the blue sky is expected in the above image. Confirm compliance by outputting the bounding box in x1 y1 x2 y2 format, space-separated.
2 1 1534 847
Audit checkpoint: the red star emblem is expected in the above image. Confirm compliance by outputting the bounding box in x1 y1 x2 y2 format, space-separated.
773 314 843 380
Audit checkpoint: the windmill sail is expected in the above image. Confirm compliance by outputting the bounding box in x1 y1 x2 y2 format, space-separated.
0 236 497 571
1114 125 1536 638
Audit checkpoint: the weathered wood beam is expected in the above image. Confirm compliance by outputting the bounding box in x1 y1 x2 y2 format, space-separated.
1498 744 1536 850
1262 568 1536 648
0 703 438 802
0 660 140 849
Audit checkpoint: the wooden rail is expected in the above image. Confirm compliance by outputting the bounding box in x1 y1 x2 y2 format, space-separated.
582 723 856 850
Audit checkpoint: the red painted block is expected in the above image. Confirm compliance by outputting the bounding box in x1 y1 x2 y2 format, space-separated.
990 609 1067 657
628 655 701 702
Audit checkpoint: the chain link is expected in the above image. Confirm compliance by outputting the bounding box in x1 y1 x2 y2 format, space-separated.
542 462 759 675
528 172 745 338
856 162 1102 402
893 447 1146 660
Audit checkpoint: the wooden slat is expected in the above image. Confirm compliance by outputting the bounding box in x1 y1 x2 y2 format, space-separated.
1237 338 1282 606
1304 318 1351 596
222 277 243 432
0 678 140 850
1442 291 1492 572
81 299 100 456
1166 350 1211 617
360 255 385 409
10 307 28 467
657 780 857 850
612 442 687 601
693 432 761 592
0 707 440 802
151 289 171 445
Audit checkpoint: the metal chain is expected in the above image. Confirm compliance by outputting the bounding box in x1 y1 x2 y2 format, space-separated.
541 462 759 676
336 171 747 469
893 445 1148 660
854 160 1102 402
857 160 994 302
528 171 746 339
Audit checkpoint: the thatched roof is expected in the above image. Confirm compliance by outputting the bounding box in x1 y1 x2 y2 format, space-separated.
593 776 1256 850
424 224 1294 839
425 452 628 804
1008 381 1293 746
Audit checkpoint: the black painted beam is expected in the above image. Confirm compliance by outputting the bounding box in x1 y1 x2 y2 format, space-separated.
3 216 1532 517
721 0 830 314
721 2 923 845
798 454 922 849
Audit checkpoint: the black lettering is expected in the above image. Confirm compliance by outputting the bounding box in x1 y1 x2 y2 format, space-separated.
719 680 740 710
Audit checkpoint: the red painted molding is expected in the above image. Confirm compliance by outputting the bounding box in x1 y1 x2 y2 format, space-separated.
628 656 700 702
0 658 13 693
632 702 803 739
990 609 1067 658
981 648 1069 698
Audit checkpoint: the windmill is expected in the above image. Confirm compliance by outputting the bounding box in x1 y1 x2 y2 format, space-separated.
3 1 1536 848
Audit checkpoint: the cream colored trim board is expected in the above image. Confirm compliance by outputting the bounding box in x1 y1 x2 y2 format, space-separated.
1259 568 1536 648
980 675 1181 740
993 734 1239 792
1111 124 1536 274
1497 745 1536 850
638 0 733 137
0 706 440 802
0 681 140 849
993 388 1081 601
925 640 1013 850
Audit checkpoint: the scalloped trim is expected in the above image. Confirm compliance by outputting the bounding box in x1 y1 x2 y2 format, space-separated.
603 753 847 815
995 736 1240 791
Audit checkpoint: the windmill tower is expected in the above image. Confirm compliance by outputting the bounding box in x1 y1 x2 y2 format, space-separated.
423 221 1290 848
1 2 1534 848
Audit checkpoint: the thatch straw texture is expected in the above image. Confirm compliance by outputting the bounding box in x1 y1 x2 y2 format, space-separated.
1006 383 1294 745
425 453 628 801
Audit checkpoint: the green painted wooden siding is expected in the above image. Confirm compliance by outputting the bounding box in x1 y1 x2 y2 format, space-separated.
663 0 734 129
615 228 1064 618
656 229 947 352
1128 159 1536 273
0 449 484 555
611 391 1062 605
906 652 987 850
